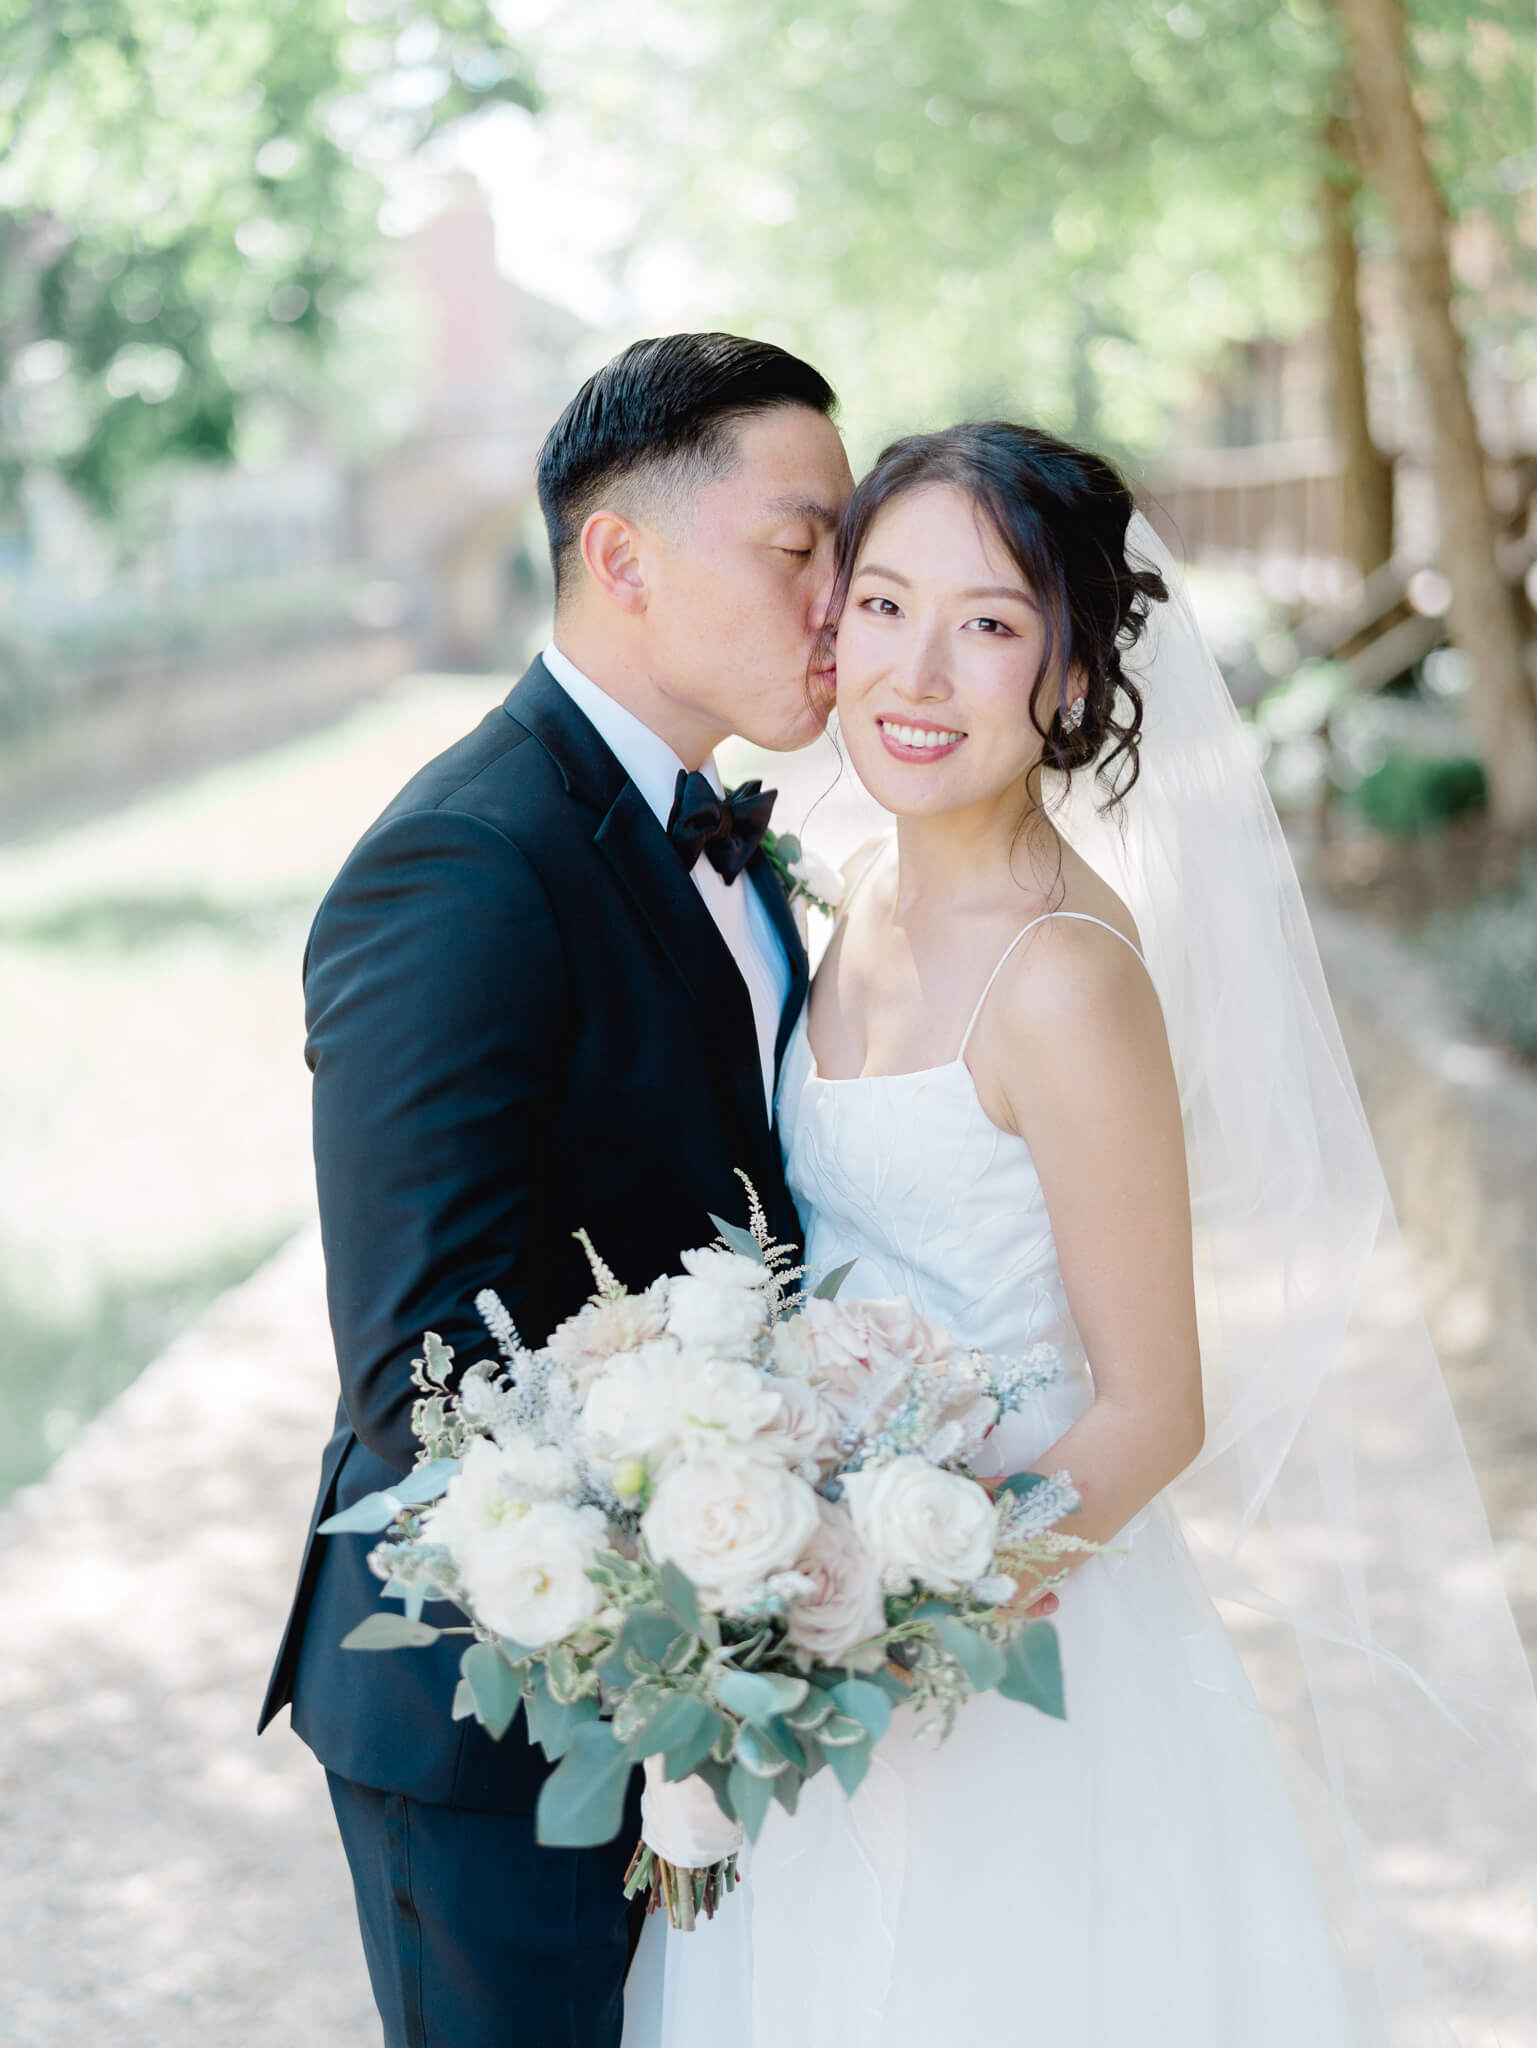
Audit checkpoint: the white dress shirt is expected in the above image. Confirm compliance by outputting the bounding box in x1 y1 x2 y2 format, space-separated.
541 643 791 1119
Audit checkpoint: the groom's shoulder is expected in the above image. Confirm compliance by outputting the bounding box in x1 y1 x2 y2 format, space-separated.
343 662 600 871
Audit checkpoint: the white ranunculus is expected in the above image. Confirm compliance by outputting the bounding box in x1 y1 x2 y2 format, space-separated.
421 1435 570 1566
454 1498 610 1647
784 1497 888 1669
842 1455 999 1596
678 1246 770 1291
581 1346 780 1480
667 1269 769 1361
641 1448 821 1612
754 1374 841 1477
580 1340 687 1462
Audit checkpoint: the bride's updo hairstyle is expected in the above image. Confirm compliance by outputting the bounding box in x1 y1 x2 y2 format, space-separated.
829 421 1168 810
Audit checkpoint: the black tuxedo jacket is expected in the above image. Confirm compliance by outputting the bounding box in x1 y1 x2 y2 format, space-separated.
259 658 809 1811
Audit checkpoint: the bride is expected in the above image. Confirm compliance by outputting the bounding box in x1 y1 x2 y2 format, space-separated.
625 421 1537 2045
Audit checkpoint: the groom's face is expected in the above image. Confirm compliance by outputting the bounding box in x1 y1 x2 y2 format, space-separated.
646 405 852 751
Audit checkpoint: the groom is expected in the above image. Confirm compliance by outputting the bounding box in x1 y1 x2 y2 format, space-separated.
259 333 853 2047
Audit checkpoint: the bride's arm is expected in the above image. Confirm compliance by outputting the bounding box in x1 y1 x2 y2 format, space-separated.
970 917 1204 1585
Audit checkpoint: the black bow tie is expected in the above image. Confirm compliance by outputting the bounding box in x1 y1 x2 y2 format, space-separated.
666 770 777 884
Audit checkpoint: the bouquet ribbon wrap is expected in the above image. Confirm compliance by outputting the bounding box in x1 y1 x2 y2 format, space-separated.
640 1756 745 1869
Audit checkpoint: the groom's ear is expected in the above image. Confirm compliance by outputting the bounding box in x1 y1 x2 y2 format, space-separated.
578 509 650 615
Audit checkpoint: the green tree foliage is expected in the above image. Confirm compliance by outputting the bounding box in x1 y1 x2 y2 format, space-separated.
0 0 535 514
543 0 1535 459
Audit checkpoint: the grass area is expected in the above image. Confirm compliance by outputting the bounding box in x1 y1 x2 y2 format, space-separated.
0 674 503 1500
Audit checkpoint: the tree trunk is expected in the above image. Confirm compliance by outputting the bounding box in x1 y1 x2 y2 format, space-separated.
1334 0 1537 832
1319 114 1395 578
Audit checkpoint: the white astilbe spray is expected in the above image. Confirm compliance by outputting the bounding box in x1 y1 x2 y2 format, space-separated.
998 1469 1081 1542
475 1288 525 1364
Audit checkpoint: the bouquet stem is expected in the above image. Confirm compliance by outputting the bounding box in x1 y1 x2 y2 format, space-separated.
623 1839 739 1931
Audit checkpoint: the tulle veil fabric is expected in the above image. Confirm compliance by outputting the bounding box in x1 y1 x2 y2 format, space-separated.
1049 516 1537 2039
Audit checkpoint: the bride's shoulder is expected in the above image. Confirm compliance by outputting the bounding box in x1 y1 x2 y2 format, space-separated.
984 902 1159 1050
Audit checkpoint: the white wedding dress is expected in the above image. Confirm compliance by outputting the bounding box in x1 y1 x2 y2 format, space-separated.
624 910 1358 2047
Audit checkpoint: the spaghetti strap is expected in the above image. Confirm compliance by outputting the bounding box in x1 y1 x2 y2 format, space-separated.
957 911 1148 1058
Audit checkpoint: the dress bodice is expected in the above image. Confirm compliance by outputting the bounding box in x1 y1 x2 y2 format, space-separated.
778 1015 1086 1368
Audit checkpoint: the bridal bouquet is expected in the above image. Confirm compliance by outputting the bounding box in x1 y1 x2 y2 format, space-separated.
324 1178 1085 1928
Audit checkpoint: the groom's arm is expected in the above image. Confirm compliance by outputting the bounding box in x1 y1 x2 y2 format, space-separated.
304 807 570 1476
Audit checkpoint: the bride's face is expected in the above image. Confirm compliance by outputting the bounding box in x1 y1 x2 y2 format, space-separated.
833 484 1054 819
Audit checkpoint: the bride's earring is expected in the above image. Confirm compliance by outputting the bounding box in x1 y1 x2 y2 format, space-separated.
1062 696 1086 732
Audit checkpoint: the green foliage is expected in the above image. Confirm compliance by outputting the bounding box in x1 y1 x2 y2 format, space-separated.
997 1619 1066 1718
1353 751 1488 838
536 1718 637 1848
536 0 1535 460
340 1612 443 1650
0 0 535 513
1427 856 1537 1061
460 1640 521 1738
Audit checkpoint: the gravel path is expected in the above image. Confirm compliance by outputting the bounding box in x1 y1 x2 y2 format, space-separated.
0 1230 375 2046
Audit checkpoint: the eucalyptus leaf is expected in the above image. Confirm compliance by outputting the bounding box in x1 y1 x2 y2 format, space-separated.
824 1731 871 1798
656 1563 703 1635
617 1606 685 1673
859 1667 912 1707
814 1711 869 1748
714 1668 809 1724
536 1721 637 1849
781 1689 835 1732
526 1669 600 1759
319 1492 402 1537
812 1258 858 1301
727 1760 775 1841
829 1677 892 1743
935 1617 1007 1693
707 1216 766 1264
340 1613 441 1651
733 1724 789 1779
694 1756 736 1823
634 1694 722 1779
758 1715 807 1771
771 1764 803 1815
451 1677 476 1722
461 1640 520 1740
389 1457 461 1507
998 1621 1066 1720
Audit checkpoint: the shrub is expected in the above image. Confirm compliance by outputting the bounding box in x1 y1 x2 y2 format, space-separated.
1427 857 1537 1061
1353 751 1488 838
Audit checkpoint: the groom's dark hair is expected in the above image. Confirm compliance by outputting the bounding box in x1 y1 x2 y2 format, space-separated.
537 332 837 597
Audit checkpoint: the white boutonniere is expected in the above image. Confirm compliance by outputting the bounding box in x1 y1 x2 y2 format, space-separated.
763 830 845 919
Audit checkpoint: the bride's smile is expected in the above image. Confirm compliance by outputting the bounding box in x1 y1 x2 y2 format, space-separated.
832 481 1073 822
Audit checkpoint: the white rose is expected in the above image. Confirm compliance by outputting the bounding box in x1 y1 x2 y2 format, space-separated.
641 1447 821 1612
784 1497 888 1669
454 1498 610 1647
842 1455 998 1595
753 1374 841 1477
789 845 846 909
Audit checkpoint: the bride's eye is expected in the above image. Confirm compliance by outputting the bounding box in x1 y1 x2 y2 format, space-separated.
965 616 1012 635
860 596 901 617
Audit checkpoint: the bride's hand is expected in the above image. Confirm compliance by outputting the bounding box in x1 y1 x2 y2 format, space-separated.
976 1473 1060 1621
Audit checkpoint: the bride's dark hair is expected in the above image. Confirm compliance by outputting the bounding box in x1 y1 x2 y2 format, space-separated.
827 421 1168 811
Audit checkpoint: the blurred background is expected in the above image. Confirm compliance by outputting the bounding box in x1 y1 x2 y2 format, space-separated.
2 0 1535 2039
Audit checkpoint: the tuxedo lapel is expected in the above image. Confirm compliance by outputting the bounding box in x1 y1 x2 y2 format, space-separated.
508 656 783 1169
748 851 810 1084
